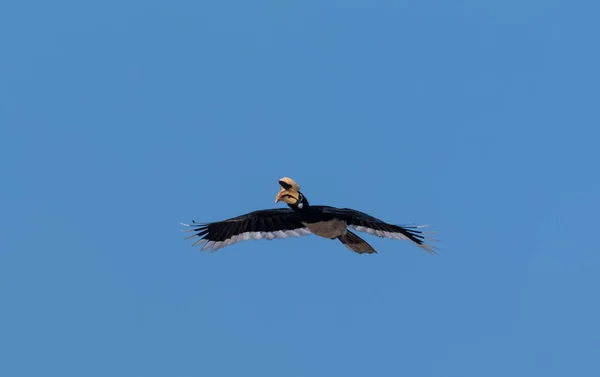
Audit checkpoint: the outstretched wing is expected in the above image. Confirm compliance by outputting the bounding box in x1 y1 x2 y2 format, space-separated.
181 208 312 252
320 207 438 254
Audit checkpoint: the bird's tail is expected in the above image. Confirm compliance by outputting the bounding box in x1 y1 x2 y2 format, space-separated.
338 230 377 254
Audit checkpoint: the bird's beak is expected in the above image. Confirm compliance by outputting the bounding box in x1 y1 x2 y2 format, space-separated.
275 190 284 203
275 189 299 204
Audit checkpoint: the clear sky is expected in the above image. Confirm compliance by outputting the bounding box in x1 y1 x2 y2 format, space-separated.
1 1 599 376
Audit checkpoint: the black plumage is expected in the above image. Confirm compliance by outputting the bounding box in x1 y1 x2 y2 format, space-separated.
182 177 437 254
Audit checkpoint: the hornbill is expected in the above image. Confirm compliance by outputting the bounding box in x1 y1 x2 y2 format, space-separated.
182 177 437 254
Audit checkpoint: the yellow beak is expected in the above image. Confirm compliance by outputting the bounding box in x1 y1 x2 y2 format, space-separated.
275 189 299 204
275 191 284 203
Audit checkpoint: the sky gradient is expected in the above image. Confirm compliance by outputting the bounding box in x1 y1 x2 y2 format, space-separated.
1 1 599 376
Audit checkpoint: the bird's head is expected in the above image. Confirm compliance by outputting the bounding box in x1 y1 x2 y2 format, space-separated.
275 177 304 206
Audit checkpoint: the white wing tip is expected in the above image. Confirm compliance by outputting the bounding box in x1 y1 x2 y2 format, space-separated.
192 239 208 247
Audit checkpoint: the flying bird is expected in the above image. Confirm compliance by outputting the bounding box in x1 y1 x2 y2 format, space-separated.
181 177 437 254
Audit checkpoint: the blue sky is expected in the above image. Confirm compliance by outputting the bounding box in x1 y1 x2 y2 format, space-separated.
1 0 599 376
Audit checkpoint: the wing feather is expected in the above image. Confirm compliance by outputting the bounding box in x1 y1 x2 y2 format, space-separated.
182 208 312 252
320 207 438 254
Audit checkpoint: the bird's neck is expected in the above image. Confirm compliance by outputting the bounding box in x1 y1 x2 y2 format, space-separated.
289 193 309 211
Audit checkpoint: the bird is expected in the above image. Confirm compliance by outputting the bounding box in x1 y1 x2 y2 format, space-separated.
181 177 437 254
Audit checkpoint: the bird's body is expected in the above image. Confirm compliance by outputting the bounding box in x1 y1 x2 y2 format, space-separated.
303 214 347 239
182 177 437 254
